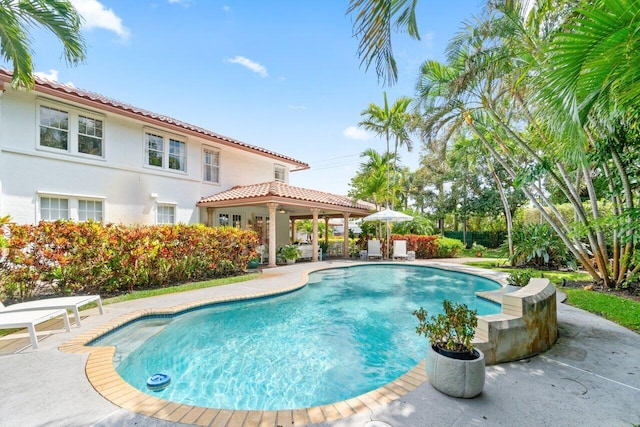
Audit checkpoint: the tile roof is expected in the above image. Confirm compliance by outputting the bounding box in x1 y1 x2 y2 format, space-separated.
0 69 309 170
198 181 376 211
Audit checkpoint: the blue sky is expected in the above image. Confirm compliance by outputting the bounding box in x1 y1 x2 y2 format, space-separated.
4 0 484 195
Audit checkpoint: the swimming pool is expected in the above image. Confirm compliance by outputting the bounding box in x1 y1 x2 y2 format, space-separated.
90 264 501 410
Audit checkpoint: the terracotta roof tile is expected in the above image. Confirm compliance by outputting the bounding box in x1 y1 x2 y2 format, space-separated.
0 69 308 170
198 182 376 211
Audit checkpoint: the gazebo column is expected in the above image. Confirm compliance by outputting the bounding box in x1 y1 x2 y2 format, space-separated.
290 218 296 243
342 213 351 259
311 208 320 262
267 202 278 267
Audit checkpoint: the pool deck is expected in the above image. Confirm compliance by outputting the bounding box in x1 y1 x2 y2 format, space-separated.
1 258 639 426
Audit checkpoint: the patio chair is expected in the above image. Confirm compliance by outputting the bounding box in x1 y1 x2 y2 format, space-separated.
0 309 71 350
367 240 383 260
392 240 408 261
0 295 103 327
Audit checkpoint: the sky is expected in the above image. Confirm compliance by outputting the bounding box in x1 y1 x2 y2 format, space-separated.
3 0 485 195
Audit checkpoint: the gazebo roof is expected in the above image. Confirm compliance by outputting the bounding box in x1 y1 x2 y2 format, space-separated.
197 181 376 218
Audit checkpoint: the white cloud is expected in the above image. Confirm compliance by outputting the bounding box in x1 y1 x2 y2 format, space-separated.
288 105 306 110
343 126 372 141
222 5 231 12
34 69 59 82
422 32 434 49
224 56 268 78
168 0 191 6
70 0 130 39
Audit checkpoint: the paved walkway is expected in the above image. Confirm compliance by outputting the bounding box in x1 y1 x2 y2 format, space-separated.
1 259 639 426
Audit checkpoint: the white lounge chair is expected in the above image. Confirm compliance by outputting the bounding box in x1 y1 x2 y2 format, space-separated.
367 240 383 260
1 295 103 327
393 240 408 261
0 309 71 350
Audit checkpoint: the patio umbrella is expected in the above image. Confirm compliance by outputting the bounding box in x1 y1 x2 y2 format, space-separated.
363 208 413 259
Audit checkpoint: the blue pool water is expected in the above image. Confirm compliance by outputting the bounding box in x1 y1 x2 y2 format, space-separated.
91 264 501 410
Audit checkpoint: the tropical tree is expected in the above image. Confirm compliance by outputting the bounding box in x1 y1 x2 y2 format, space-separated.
358 92 414 205
347 0 421 86
0 0 86 89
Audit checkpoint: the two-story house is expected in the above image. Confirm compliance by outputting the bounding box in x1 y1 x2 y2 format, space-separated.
0 69 373 265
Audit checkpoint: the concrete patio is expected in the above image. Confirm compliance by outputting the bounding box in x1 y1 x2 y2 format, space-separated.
1 259 638 426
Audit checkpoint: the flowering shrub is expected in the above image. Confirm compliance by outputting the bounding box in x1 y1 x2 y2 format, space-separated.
389 234 463 258
0 221 258 301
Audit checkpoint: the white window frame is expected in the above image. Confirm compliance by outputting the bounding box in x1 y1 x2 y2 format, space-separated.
36 99 106 159
202 146 220 184
37 191 106 223
274 164 286 182
78 199 104 222
157 203 177 224
40 196 69 221
144 128 187 173
77 114 104 157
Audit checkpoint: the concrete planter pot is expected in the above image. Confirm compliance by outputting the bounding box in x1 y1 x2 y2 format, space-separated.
425 345 485 398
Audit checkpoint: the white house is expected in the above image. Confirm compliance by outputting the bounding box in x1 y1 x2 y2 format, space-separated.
0 69 374 265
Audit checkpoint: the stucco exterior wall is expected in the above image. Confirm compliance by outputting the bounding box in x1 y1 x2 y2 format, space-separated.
0 86 289 226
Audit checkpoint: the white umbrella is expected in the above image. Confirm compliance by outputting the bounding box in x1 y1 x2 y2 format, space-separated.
363 208 413 259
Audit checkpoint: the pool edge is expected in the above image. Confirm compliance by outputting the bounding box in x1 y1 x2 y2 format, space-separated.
59 261 504 426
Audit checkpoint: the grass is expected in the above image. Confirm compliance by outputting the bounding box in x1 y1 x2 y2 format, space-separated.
102 273 259 305
463 259 640 333
561 288 640 332
460 248 505 258
0 273 259 338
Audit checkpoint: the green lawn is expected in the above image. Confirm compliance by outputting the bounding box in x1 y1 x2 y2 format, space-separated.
464 260 640 333
0 273 259 338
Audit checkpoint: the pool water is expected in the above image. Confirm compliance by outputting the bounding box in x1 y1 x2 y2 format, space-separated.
91 264 501 410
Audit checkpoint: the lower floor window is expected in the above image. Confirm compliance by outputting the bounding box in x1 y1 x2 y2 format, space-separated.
79 200 103 222
157 205 176 224
41 197 69 221
40 195 104 222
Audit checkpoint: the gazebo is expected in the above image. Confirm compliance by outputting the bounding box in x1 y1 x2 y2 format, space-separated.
197 181 376 266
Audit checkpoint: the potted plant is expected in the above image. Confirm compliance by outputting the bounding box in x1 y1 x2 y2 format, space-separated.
413 300 485 398
471 242 486 257
247 257 260 269
280 244 301 265
319 241 329 260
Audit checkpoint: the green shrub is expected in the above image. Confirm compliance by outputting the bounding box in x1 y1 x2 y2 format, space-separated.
436 237 465 258
507 268 536 287
506 223 573 268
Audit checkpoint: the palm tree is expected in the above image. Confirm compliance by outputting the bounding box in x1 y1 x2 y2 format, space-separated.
347 0 421 86
358 92 413 206
0 0 86 89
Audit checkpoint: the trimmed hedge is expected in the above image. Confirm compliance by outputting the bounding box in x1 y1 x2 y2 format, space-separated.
0 221 258 302
389 234 464 258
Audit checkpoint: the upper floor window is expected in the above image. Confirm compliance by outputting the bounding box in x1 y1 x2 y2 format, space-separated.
169 139 186 171
40 106 69 150
40 197 69 221
203 147 220 183
145 131 187 172
78 115 104 156
38 102 104 158
146 133 164 167
274 165 286 182
157 204 176 224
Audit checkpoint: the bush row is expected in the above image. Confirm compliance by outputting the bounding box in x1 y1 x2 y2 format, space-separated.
0 221 258 302
357 234 464 258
